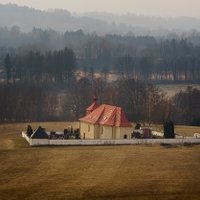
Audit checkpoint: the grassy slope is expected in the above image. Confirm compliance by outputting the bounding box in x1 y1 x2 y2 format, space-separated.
0 122 200 199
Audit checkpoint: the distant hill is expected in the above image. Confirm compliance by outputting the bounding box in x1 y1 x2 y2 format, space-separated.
81 12 200 31
1 4 200 37
0 4 110 34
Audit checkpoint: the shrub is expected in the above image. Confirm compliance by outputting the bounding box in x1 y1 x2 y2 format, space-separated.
135 123 141 130
27 125 33 136
64 129 68 135
164 121 175 138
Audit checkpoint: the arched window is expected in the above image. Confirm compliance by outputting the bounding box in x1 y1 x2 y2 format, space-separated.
124 134 127 139
101 127 104 134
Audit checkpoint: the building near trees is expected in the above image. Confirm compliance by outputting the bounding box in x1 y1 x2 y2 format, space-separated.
79 95 133 139
31 126 49 139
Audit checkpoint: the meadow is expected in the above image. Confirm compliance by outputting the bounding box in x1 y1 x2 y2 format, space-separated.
0 122 200 200
157 83 200 97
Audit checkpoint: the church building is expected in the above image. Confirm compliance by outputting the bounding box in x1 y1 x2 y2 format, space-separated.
79 94 133 139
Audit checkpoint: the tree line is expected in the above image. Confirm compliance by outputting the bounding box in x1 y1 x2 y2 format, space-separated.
3 47 76 86
0 27 156 54
2 36 200 86
0 84 58 122
113 38 200 82
61 76 200 126
0 76 200 126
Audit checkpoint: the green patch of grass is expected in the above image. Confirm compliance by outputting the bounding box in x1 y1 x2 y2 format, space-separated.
12 137 30 149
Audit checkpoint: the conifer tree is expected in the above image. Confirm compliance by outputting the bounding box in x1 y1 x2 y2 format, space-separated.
27 125 33 136
164 121 175 138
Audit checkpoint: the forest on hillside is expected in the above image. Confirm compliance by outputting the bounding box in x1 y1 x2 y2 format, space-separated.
1 28 200 126
2 30 200 85
1 4 200 126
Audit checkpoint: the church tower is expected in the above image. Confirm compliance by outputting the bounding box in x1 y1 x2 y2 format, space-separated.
86 87 99 115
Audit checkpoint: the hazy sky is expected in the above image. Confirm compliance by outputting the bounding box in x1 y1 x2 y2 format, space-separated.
1 0 200 18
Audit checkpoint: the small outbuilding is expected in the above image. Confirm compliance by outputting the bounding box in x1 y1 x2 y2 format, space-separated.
31 126 49 139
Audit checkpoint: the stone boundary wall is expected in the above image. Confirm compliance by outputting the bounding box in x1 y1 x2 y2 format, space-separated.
22 132 200 146
48 138 200 146
30 138 49 146
22 131 30 143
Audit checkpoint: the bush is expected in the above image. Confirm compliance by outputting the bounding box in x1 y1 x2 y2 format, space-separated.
135 123 141 130
164 121 175 138
64 129 68 135
27 125 33 136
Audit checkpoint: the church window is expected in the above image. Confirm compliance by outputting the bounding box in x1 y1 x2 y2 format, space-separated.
101 127 104 134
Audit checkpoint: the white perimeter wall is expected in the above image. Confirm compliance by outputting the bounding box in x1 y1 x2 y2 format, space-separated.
22 131 200 146
30 139 49 146
22 131 30 143
31 138 200 146
22 131 49 146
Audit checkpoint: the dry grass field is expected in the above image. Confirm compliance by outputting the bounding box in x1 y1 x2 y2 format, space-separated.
0 122 200 200
92 71 200 98
157 84 200 97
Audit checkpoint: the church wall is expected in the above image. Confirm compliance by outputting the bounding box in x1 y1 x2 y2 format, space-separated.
79 122 133 139
94 124 100 139
103 125 113 139
112 126 116 139
119 127 133 139
80 122 95 139
115 127 121 139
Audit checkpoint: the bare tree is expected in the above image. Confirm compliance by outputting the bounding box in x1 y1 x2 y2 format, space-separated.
172 86 200 125
64 77 92 119
94 76 107 105
154 97 173 127
117 78 146 122
103 86 118 106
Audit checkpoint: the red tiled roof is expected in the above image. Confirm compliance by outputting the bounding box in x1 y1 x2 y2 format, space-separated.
79 104 132 127
86 101 99 113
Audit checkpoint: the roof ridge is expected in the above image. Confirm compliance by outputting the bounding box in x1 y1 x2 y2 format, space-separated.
115 107 121 126
79 104 132 127
112 106 118 126
97 104 107 123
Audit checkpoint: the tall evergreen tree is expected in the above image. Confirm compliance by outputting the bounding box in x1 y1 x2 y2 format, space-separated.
164 121 175 138
27 125 33 136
